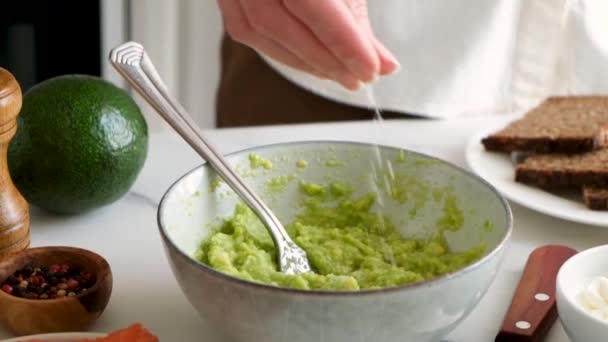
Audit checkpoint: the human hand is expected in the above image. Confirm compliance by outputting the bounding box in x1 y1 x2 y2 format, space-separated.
217 0 400 90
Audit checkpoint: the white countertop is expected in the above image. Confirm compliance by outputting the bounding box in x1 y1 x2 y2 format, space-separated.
2 117 605 341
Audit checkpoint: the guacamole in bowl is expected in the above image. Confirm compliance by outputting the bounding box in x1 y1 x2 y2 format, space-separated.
158 141 511 342
195 183 486 291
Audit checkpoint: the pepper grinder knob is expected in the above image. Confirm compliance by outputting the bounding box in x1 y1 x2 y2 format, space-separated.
0 68 30 258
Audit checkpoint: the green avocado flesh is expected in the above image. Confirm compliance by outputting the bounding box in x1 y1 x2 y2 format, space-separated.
195 181 486 291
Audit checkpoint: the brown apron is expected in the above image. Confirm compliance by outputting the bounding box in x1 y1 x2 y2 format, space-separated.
216 34 420 128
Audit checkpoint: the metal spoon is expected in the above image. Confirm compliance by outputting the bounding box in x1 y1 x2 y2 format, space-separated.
109 41 311 275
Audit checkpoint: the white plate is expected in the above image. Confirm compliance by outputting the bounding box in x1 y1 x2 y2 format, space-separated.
0 332 106 342
465 116 608 227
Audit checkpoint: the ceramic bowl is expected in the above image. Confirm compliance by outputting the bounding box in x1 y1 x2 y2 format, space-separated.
556 244 608 342
0 246 113 336
158 141 512 342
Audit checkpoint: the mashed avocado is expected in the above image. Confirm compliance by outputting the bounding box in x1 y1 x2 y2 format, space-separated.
248 153 273 170
266 175 296 194
195 182 486 291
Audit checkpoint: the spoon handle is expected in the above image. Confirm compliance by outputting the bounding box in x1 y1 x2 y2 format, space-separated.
108 42 294 254
495 245 577 342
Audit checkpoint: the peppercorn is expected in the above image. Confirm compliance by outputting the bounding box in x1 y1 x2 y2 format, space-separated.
1 284 12 295
0 263 95 300
67 279 79 289
30 275 44 286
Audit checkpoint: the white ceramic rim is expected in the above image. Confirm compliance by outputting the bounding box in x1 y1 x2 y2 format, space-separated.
557 244 608 326
0 332 106 342
157 140 513 296
465 120 608 227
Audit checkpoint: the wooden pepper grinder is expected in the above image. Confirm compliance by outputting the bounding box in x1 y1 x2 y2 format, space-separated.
0 68 30 258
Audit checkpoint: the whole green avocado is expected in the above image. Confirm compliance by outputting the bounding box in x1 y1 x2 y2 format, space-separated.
8 75 148 214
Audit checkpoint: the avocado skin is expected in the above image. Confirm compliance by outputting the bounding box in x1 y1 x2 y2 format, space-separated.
8 75 148 215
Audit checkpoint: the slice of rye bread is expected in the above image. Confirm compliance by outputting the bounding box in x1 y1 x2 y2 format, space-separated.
515 148 608 188
482 96 608 153
583 185 608 210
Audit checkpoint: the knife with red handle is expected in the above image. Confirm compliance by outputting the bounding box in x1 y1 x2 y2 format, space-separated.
495 245 577 342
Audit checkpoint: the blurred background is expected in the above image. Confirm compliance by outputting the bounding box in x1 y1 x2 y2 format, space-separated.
1 0 222 131
2 0 606 133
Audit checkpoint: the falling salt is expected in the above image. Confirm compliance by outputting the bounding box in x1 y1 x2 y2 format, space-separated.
364 85 396 266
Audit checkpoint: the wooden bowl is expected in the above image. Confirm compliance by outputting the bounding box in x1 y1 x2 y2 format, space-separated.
0 246 112 336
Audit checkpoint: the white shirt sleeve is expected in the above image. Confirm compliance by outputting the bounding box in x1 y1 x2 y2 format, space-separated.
260 0 607 119
553 0 608 95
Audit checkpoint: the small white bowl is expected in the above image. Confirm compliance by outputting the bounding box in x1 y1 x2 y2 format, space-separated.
557 244 608 342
